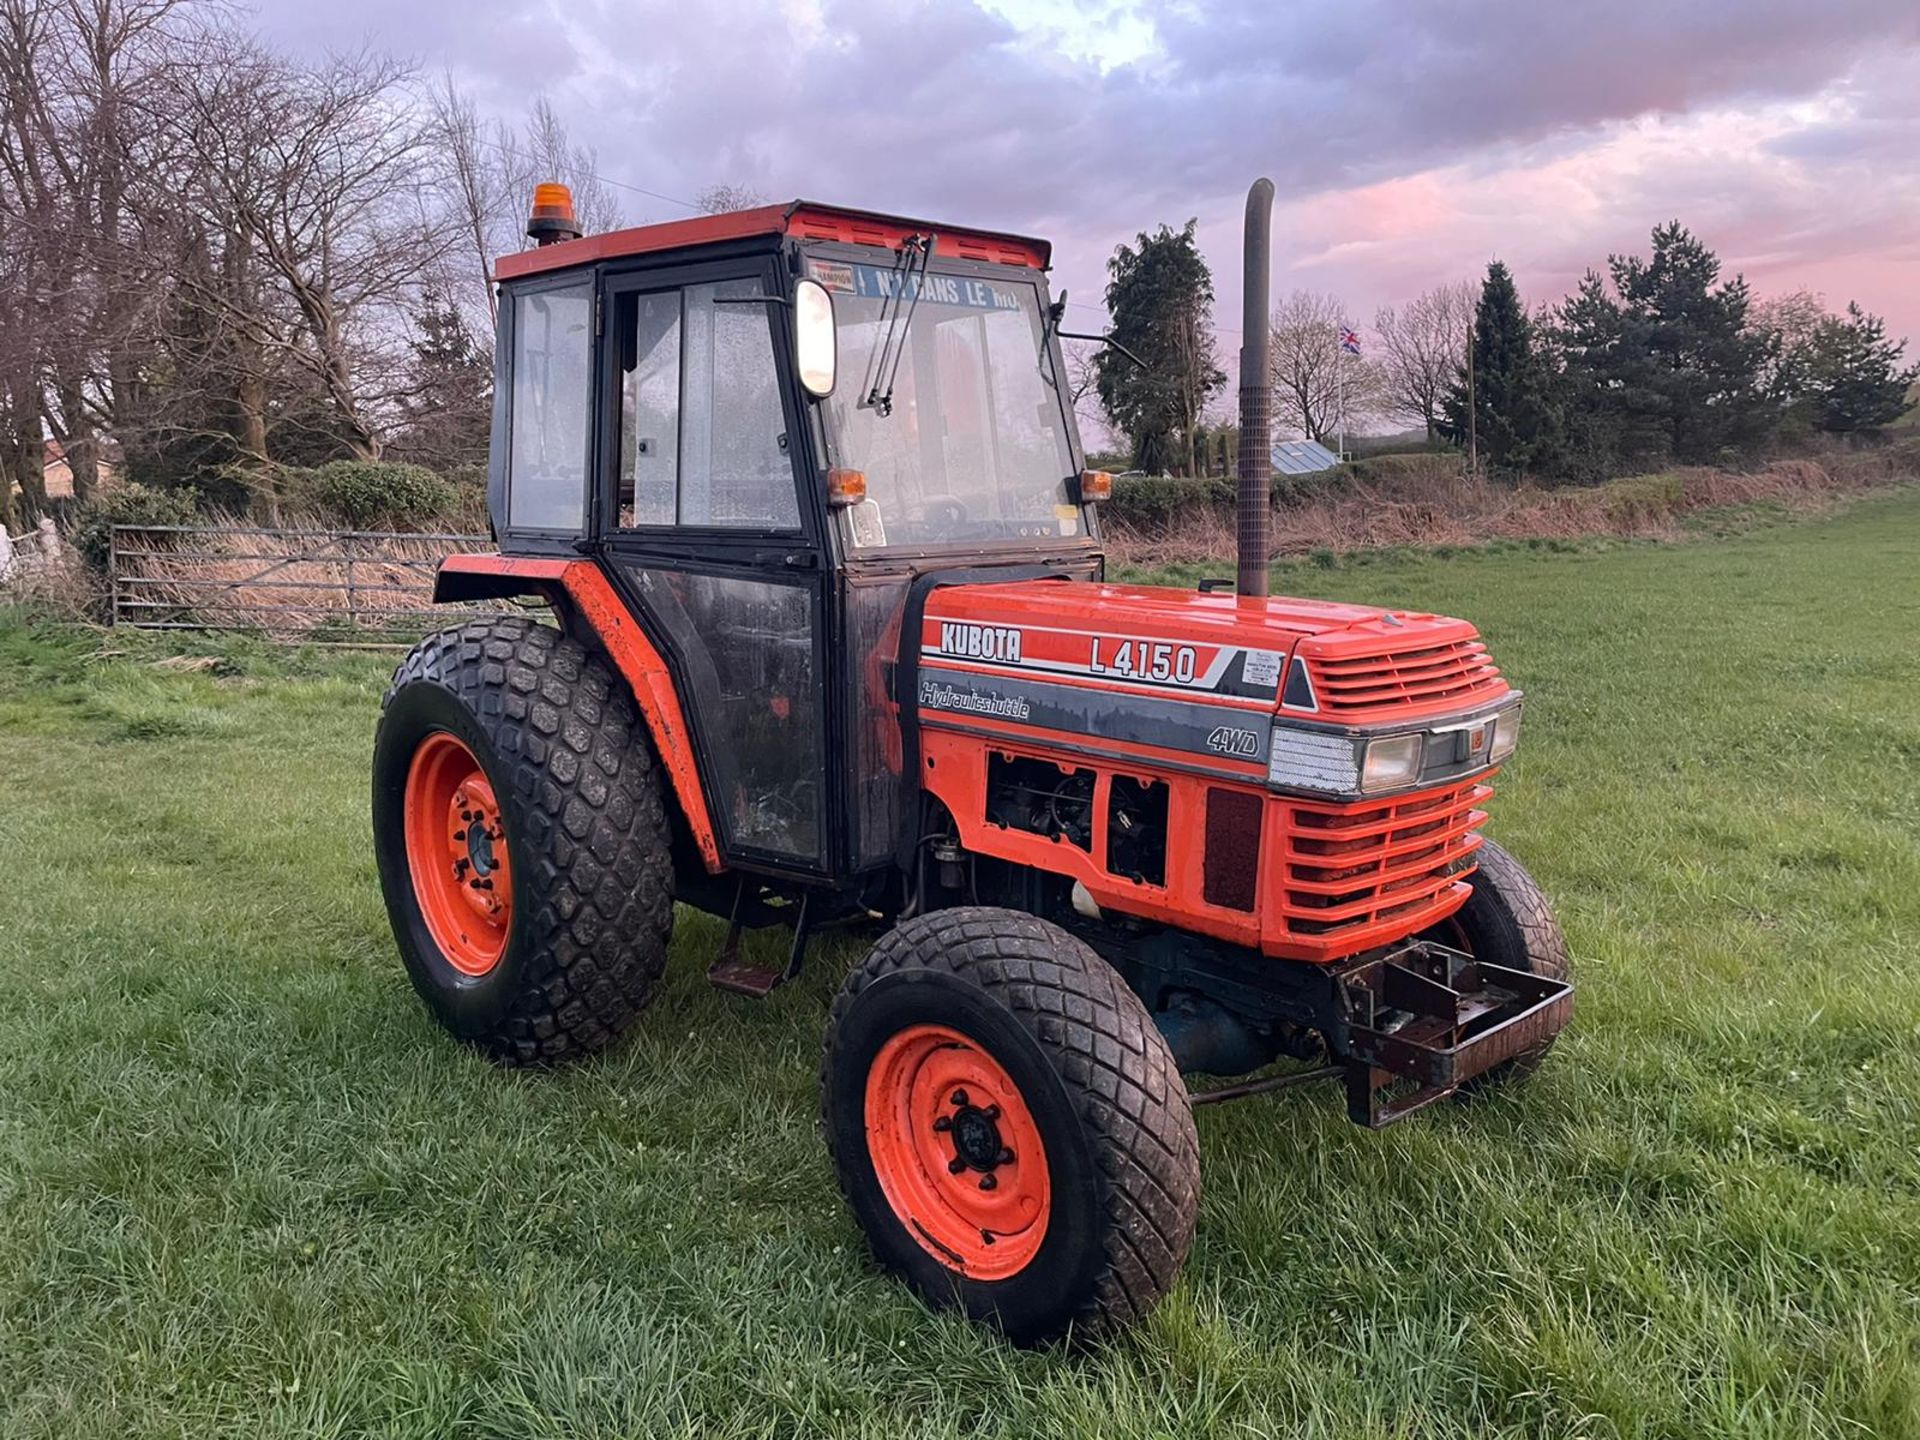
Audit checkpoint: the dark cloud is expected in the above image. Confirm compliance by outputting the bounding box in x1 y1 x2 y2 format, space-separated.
245 0 1920 360
507 0 1918 216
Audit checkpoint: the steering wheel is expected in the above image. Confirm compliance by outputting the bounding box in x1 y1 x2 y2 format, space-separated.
923 495 970 540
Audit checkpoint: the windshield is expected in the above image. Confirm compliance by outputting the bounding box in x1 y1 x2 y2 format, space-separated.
810 256 1082 548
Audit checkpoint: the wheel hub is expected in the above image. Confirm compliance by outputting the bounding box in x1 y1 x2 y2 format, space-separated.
862 1024 1050 1281
464 815 499 876
404 732 513 977
944 1099 1010 1173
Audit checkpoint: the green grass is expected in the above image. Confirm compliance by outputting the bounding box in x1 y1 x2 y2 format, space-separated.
4 493 1920 1438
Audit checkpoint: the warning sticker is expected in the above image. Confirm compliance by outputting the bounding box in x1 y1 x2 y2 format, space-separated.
1242 649 1285 689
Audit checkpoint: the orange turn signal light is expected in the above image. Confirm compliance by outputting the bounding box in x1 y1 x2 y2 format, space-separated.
1078 469 1113 502
827 468 868 506
527 182 582 245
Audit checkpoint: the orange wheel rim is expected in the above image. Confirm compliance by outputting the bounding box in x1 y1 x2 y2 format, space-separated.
864 1023 1051 1280
403 731 512 977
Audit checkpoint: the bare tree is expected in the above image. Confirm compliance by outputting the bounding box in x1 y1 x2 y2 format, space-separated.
696 182 767 214
427 74 510 329
1749 287 1826 399
1270 289 1383 445
520 96 621 235
1374 280 1473 440
1062 338 1105 440
168 42 446 460
428 80 624 335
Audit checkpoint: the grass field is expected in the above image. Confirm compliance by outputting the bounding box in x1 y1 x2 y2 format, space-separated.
3 493 1918 1438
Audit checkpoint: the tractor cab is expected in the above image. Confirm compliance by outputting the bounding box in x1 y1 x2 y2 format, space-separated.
475 191 1103 883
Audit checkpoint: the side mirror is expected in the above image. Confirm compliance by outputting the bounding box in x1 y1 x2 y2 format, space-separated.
794 279 837 398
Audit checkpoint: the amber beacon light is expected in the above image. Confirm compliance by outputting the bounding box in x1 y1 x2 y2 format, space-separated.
527 183 582 246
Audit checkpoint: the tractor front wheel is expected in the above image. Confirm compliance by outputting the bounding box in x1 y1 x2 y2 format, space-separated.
372 616 675 1064
821 908 1200 1345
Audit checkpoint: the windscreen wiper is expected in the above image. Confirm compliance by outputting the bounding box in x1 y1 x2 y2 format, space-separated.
859 232 935 417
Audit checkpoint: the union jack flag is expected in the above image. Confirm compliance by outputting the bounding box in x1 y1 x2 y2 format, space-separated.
1339 326 1362 356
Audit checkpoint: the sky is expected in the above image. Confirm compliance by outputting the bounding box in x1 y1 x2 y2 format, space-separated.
253 0 1920 402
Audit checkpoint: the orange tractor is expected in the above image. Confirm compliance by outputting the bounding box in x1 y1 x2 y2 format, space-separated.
372 181 1572 1343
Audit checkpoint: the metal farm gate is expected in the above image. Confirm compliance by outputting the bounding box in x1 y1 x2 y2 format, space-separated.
109 525 500 640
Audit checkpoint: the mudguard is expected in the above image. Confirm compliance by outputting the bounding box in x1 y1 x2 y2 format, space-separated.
434 554 723 873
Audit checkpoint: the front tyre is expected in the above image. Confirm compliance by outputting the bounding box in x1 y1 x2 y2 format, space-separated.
821 908 1200 1345
372 616 674 1064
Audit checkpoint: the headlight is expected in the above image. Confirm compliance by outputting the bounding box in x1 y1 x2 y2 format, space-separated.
1360 733 1423 793
1269 701 1519 798
1489 704 1522 763
1268 726 1360 794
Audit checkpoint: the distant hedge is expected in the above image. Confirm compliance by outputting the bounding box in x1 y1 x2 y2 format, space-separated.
284 461 464 530
1105 474 1238 530
1105 470 1346 532
70 483 206 572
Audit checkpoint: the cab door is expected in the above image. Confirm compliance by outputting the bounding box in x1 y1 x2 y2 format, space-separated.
594 257 831 875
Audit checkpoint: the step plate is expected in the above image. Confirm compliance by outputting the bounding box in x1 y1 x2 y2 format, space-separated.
706 955 788 998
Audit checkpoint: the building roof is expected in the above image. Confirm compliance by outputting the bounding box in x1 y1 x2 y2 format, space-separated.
494 200 1052 282
1272 439 1343 475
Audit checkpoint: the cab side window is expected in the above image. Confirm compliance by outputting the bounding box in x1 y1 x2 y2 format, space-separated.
617 278 798 530
507 283 593 531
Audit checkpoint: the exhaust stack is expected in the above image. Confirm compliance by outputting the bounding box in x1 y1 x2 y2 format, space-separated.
1235 178 1274 599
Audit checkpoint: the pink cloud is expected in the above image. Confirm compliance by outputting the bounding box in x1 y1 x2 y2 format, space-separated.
1229 55 1920 368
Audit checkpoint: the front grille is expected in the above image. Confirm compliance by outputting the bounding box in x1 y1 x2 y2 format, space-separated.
1305 638 1504 717
1202 787 1263 911
1279 778 1490 939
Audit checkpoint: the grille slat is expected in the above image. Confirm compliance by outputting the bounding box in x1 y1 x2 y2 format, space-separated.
1279 779 1490 939
1314 644 1490 677
1318 655 1497 685
1306 638 1505 718
1284 865 1471 926
1317 674 1502 705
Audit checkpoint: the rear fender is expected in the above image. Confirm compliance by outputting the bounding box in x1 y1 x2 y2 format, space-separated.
435 554 723 873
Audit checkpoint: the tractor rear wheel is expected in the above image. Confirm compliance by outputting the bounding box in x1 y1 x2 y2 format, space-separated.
1431 837 1570 1092
821 907 1200 1345
372 616 674 1064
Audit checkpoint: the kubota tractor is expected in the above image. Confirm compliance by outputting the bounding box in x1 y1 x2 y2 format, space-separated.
371 182 1573 1344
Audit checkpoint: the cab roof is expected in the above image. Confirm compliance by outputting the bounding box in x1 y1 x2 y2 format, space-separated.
494 200 1051 283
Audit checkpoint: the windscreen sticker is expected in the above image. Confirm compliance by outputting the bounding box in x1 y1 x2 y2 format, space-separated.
808 260 857 293
808 260 1024 312
923 619 1285 702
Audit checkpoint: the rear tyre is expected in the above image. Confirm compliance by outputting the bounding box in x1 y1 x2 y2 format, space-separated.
372 616 675 1064
821 907 1200 1345
1432 838 1570 1092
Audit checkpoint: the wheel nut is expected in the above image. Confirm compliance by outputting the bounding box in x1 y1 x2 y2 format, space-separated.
949 1089 969 1107
997 1147 1014 1165
931 1115 952 1132
948 1157 967 1175
983 1104 1000 1121
978 1174 997 1191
